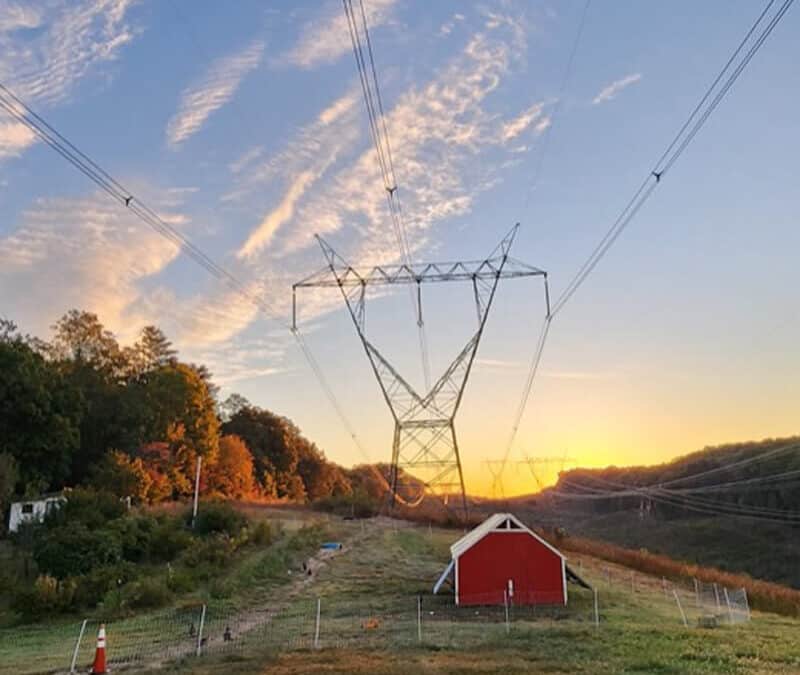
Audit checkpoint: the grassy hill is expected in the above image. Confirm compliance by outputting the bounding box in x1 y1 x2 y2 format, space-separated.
2 506 800 674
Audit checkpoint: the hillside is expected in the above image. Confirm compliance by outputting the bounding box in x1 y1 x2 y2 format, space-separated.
504 436 800 588
2 507 799 674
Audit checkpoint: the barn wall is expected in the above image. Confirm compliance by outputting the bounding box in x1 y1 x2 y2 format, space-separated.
457 531 565 606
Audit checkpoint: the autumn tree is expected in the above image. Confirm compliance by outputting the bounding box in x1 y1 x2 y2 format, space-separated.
208 435 256 498
90 450 152 503
222 406 303 498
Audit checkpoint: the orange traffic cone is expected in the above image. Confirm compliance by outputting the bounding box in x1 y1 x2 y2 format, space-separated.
90 623 107 674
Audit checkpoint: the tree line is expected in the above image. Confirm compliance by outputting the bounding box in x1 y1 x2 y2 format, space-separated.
0 310 387 523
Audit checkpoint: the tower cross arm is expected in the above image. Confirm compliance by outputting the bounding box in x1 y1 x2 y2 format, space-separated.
294 258 545 288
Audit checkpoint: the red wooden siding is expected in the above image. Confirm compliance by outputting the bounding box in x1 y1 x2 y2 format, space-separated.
456 531 565 606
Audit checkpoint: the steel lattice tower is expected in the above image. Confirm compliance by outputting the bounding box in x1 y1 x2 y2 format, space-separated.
292 224 549 518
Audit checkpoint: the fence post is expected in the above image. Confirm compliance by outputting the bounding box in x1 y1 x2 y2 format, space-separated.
713 583 721 612
723 587 734 624
417 596 422 643
69 618 88 673
503 590 510 634
673 590 688 628
196 604 207 657
593 589 599 630
314 598 321 649
693 578 700 609
742 587 751 621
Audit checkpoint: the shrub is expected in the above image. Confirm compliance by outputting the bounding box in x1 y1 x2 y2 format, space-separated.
166 568 194 593
313 491 379 518
179 534 237 570
192 501 247 537
45 487 125 530
247 520 274 546
121 576 173 610
33 522 122 578
148 517 192 562
11 575 77 619
73 562 138 609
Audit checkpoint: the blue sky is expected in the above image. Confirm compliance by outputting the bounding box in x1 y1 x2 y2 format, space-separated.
0 0 797 495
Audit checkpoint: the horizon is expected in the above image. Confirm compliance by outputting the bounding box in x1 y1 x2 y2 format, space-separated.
1 1 798 500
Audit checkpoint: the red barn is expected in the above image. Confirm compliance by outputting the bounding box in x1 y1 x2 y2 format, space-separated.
433 513 570 606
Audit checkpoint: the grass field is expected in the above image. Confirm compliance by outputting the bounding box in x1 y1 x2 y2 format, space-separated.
2 508 800 674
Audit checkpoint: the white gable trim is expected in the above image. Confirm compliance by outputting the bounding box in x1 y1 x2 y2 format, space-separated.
450 513 565 561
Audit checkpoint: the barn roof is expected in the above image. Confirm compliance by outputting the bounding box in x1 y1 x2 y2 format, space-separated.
450 512 565 561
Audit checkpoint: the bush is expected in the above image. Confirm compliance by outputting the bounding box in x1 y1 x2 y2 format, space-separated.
33 522 122 578
246 520 274 546
192 501 247 537
11 575 77 619
73 562 138 609
148 517 192 562
179 534 237 571
313 492 379 518
45 487 125 530
121 576 173 610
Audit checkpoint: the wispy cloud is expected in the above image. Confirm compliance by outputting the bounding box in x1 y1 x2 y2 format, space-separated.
0 188 186 342
166 40 264 148
592 72 642 105
226 11 539 340
500 101 550 142
0 121 36 159
0 4 43 33
281 0 397 69
0 0 139 106
234 92 360 258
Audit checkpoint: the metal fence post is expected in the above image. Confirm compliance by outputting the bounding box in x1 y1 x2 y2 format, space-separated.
713 583 721 612
593 589 599 630
314 598 321 649
693 578 700 609
742 587 751 621
723 587 734 623
69 619 88 673
196 604 206 656
503 590 510 634
673 590 688 628
417 595 422 643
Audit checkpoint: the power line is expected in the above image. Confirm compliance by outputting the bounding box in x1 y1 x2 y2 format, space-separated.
523 0 592 211
500 0 795 479
0 80 377 470
343 0 432 391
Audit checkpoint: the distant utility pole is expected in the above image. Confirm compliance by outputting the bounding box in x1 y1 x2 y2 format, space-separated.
191 455 202 528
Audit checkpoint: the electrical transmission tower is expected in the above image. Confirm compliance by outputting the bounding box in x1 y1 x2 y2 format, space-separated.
293 224 549 519
522 453 575 492
484 460 510 500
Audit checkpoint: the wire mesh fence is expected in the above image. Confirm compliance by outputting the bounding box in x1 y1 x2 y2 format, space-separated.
0 556 754 674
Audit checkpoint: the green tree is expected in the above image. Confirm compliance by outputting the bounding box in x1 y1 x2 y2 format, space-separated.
142 364 220 458
0 452 19 528
0 337 80 489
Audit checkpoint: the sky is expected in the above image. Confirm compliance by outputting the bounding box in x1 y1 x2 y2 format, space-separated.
0 0 798 497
